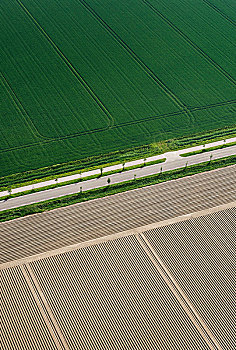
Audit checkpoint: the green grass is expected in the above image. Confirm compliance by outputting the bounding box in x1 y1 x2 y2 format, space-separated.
180 141 236 157
0 158 166 199
1 0 235 178
0 155 235 222
0 126 235 191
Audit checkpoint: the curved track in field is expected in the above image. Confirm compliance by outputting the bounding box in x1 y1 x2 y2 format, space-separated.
0 100 235 154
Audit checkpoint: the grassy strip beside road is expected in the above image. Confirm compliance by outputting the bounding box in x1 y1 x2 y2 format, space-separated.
0 158 166 200
180 141 236 157
1 126 235 191
0 155 235 223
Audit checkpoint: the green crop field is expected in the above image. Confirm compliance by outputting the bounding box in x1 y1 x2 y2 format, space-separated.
1 0 236 177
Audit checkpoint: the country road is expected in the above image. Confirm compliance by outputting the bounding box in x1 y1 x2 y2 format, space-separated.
0 144 235 212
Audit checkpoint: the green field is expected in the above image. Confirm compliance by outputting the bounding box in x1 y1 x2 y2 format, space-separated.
1 0 236 177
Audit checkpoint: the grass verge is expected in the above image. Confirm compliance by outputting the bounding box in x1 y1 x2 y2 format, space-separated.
1 126 235 191
0 158 166 200
180 141 236 157
0 155 235 223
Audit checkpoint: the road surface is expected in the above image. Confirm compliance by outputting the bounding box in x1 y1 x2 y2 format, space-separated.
0 165 235 264
0 136 235 198
0 144 235 211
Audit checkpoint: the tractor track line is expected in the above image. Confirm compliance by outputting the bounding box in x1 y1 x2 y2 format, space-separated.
0 100 235 154
202 0 236 27
15 0 114 128
142 0 236 86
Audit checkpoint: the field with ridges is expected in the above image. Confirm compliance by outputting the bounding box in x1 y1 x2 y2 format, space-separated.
1 206 235 348
144 207 236 349
1 165 235 262
1 0 235 176
1 266 58 349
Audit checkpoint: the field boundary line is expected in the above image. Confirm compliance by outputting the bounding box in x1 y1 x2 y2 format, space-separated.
0 93 235 154
26 264 69 350
0 109 184 153
189 99 236 111
20 264 68 349
202 0 236 27
15 0 114 128
78 0 193 119
2 201 235 270
0 72 47 140
0 109 187 153
142 0 236 86
136 233 222 350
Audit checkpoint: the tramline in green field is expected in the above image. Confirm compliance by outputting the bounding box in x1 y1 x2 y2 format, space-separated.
0 0 236 177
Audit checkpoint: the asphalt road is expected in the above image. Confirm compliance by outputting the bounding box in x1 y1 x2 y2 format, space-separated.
0 145 235 211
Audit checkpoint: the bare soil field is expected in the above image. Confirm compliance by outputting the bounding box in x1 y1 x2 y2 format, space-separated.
0 165 235 264
1 205 235 349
